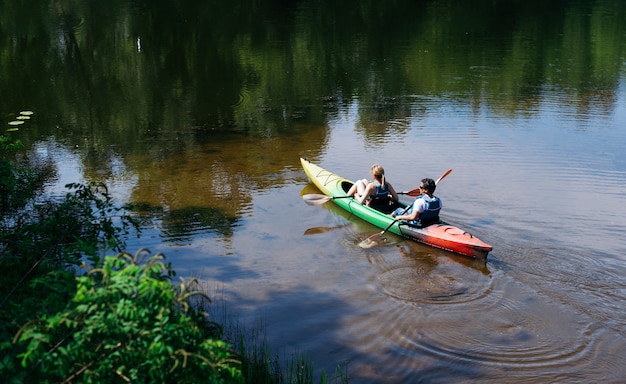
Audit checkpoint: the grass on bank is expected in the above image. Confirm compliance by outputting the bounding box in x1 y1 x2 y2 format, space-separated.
196 284 350 384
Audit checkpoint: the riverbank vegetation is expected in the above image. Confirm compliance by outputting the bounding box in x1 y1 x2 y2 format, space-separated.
0 130 347 383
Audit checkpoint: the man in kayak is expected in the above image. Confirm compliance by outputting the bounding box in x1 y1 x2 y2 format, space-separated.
347 164 399 212
390 178 441 226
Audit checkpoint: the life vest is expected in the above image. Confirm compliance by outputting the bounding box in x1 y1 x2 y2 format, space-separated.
368 182 397 213
372 182 390 200
410 195 441 226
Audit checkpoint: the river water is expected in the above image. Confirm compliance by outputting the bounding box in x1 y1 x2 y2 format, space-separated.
3 1 626 382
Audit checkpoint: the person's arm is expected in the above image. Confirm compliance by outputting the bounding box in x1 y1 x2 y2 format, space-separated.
395 210 418 222
395 200 423 221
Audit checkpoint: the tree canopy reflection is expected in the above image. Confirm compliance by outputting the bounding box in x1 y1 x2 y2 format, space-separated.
1 0 624 235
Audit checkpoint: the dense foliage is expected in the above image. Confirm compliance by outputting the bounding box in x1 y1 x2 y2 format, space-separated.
12 250 242 383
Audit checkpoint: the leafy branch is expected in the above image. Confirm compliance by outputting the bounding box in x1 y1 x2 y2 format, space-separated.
12 249 242 383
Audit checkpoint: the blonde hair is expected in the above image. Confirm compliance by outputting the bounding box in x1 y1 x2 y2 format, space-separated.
370 164 386 189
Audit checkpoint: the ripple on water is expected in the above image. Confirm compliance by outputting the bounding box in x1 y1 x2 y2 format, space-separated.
358 240 492 305
340 237 620 382
377 263 492 304
323 200 623 382
395 290 613 382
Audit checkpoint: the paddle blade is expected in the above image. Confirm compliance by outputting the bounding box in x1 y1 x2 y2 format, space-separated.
435 169 452 185
404 188 422 197
399 169 452 196
358 232 384 248
301 194 332 206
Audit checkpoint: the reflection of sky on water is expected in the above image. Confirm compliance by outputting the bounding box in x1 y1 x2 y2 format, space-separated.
34 140 136 204
34 141 83 195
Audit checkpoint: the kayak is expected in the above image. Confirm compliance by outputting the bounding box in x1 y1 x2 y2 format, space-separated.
300 158 493 260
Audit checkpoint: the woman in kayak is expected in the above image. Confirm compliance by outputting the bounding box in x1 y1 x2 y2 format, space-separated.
347 164 399 212
391 178 441 226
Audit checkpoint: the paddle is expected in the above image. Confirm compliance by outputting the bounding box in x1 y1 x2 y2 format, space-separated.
303 168 452 206
302 194 352 206
397 189 423 196
393 169 456 197
358 168 452 248
358 209 407 248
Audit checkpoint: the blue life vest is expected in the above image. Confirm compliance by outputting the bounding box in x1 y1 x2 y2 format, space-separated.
372 182 390 200
411 195 441 226
369 182 396 213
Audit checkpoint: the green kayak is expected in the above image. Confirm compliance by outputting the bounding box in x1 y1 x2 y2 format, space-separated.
300 158 493 260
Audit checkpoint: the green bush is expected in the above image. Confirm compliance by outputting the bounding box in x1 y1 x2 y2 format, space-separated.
11 249 243 383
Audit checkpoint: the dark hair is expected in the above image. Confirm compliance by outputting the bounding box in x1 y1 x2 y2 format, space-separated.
421 178 436 194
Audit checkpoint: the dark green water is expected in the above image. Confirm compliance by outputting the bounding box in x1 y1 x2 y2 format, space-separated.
2 1 626 382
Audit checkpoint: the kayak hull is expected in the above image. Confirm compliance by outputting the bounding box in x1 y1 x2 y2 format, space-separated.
300 158 493 260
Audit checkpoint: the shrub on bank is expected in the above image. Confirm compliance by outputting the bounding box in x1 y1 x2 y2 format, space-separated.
10 250 242 383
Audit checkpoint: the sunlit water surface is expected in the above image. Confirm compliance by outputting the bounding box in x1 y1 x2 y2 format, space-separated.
37 84 626 383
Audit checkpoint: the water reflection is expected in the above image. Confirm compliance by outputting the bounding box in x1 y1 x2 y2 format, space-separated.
126 129 329 245
303 223 350 236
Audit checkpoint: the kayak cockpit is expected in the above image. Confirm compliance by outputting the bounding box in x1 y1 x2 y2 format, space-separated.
340 181 353 193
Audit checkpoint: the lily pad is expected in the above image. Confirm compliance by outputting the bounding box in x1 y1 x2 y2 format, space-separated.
16 115 30 120
8 120 24 125
19 111 34 116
